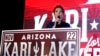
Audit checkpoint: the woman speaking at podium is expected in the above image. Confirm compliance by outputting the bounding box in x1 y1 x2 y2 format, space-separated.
47 5 70 28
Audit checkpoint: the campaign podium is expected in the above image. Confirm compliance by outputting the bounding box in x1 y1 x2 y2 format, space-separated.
1 28 80 56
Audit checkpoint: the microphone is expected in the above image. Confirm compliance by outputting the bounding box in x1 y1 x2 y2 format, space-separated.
58 16 60 19
56 16 61 25
53 16 61 27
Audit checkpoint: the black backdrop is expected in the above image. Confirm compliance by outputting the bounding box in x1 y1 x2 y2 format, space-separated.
0 0 25 41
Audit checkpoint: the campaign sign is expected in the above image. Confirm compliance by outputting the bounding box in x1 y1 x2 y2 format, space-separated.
1 28 80 56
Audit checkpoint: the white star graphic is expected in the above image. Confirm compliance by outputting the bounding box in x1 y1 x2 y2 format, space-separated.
90 20 99 30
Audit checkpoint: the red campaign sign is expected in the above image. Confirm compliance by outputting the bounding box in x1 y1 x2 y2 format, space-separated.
1 28 80 56
23 0 100 56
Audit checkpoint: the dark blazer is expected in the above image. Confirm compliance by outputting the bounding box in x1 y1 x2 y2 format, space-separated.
47 21 70 28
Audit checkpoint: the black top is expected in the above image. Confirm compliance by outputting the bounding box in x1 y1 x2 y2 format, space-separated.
47 21 70 28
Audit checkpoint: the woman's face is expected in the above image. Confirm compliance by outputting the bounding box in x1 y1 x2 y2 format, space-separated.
54 8 64 21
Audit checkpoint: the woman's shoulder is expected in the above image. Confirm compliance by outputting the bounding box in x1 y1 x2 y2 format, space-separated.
47 21 54 28
62 21 70 27
48 21 54 24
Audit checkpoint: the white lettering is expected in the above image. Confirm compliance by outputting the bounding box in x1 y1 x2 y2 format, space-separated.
65 9 79 28
20 42 27 56
34 14 47 29
11 43 18 56
4 42 11 56
81 8 88 42
59 41 67 56
49 42 57 56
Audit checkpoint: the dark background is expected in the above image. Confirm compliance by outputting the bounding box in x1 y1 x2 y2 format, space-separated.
0 0 25 41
